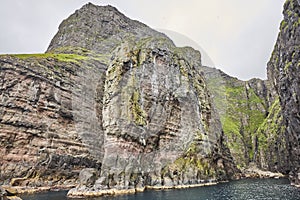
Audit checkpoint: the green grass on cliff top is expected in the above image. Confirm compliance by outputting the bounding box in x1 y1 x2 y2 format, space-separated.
6 52 110 64
9 53 88 63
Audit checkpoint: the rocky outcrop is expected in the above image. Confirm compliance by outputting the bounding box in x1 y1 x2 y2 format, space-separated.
243 162 284 179
266 0 300 186
0 186 22 200
0 3 238 196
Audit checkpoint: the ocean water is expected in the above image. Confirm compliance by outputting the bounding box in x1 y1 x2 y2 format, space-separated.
21 178 300 200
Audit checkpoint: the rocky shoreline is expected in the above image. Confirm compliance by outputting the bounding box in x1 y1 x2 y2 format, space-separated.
0 161 288 199
67 181 219 198
0 184 75 200
242 163 285 179
0 181 220 199
1 174 289 199
0 185 22 200
66 167 286 198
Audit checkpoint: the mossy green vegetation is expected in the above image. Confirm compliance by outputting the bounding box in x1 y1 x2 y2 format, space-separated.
11 53 88 64
254 97 286 169
284 61 292 72
287 10 293 17
217 81 266 168
256 98 282 151
297 17 300 27
164 153 216 179
280 20 288 30
9 48 110 64
131 90 147 126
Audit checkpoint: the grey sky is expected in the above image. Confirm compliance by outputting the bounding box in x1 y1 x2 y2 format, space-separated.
0 0 285 80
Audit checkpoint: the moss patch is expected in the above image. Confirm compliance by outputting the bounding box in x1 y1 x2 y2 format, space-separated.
131 90 147 126
11 53 88 64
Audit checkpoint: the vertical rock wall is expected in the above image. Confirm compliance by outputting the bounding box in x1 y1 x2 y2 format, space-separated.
267 0 300 186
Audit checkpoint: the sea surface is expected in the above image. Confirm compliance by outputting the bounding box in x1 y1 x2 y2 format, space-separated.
21 178 300 200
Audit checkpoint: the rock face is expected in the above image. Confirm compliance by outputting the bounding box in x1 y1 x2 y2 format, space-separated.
200 0 300 181
201 65 290 174
47 3 165 55
1 0 299 195
201 67 271 170
0 3 238 194
0 185 23 200
266 0 300 186
0 54 102 187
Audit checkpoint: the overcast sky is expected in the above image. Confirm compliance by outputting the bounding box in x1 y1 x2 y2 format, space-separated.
0 0 285 80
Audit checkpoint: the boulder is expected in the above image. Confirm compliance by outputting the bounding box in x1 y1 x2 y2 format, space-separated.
78 168 97 187
0 186 22 200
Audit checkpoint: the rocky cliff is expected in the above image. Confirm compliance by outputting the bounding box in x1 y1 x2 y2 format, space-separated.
0 53 103 188
201 67 269 169
0 0 299 196
200 0 300 182
266 0 300 186
0 3 238 195
201 65 291 175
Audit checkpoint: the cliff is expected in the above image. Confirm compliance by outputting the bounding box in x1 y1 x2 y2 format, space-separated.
201 0 300 182
201 67 269 169
201 65 290 175
0 0 299 196
0 3 238 195
266 0 300 186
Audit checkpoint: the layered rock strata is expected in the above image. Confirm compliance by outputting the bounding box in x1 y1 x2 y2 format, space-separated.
0 3 238 196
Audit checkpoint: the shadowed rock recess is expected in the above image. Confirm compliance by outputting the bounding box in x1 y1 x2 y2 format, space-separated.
0 0 299 197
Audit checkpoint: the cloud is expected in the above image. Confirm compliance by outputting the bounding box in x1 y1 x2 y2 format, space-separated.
0 0 285 80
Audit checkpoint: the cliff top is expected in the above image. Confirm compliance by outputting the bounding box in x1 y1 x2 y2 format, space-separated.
46 3 169 55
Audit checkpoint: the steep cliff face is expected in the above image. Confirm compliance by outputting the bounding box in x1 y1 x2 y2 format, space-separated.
201 67 272 170
254 96 288 173
267 0 300 186
0 54 104 187
200 0 300 179
0 3 238 193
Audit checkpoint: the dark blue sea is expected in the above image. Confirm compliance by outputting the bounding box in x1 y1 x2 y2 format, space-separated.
21 178 300 200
